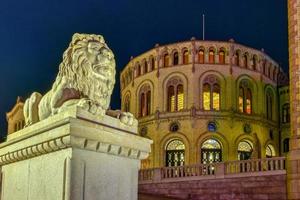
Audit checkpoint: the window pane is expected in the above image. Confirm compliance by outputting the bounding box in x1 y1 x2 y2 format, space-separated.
246 89 252 114
219 50 225 64
164 54 169 67
140 93 145 117
199 50 204 63
203 83 211 110
168 86 175 112
183 50 189 64
239 88 244 112
146 91 151 115
213 84 220 110
177 84 184 111
209 50 215 64
173 52 179 65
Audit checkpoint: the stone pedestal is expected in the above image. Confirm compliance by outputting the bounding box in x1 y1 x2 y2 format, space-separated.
0 107 152 200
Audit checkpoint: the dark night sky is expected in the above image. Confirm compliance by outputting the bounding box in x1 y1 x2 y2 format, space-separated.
0 0 288 138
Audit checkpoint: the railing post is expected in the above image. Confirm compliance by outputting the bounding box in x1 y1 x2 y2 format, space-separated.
215 163 225 178
153 168 162 183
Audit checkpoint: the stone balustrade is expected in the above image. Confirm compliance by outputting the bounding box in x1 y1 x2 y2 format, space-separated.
139 157 286 184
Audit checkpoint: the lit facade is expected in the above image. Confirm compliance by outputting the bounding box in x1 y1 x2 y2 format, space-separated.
120 39 290 169
6 97 25 135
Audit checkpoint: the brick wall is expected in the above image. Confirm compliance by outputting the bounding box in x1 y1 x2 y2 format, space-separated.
139 174 287 200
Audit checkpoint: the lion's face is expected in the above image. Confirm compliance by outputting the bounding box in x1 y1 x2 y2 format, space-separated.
86 41 116 83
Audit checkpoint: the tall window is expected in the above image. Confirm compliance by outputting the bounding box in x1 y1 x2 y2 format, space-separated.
173 52 179 65
183 50 189 64
136 64 141 77
124 95 130 112
235 51 240 66
209 49 215 64
139 84 151 117
239 80 252 114
143 61 148 74
150 56 155 71
165 139 185 167
266 89 273 120
202 75 220 111
201 139 222 164
252 56 257 70
282 103 290 123
167 78 184 112
198 49 204 63
243 54 248 68
219 50 225 64
163 53 170 67
283 138 290 153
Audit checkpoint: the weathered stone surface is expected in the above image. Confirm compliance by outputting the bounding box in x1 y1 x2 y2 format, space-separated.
0 106 152 200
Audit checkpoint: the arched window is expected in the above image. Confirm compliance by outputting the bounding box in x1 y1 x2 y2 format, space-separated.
243 54 248 68
136 64 141 77
165 139 185 167
202 75 220 111
163 53 170 67
219 50 225 64
266 89 273 120
150 56 155 71
198 49 204 64
124 95 130 112
252 56 257 70
283 138 290 153
144 61 148 74
209 49 215 64
183 50 189 64
173 52 179 65
139 84 151 117
235 51 240 66
239 80 252 114
201 139 222 164
282 103 290 123
238 140 253 160
167 78 184 112
266 144 276 158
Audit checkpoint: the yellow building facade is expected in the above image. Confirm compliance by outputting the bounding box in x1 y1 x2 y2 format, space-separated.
120 39 290 169
6 97 25 135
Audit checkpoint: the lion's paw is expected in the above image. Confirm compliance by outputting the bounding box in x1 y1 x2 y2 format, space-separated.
120 112 137 126
77 99 105 116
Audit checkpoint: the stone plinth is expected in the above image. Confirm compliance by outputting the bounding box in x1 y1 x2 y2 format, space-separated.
0 106 152 200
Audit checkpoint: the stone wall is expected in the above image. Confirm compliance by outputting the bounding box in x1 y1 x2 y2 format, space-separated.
139 174 287 200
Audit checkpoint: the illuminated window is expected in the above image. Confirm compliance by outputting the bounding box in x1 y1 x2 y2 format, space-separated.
173 52 179 65
139 84 151 117
198 49 204 63
202 75 220 111
183 50 189 64
282 103 290 123
203 83 211 110
219 50 225 64
238 140 253 160
235 51 240 66
164 54 169 67
266 144 276 158
165 139 185 167
266 89 273 120
124 95 130 112
239 80 252 114
201 139 222 164
167 78 184 112
209 49 215 64
243 54 248 68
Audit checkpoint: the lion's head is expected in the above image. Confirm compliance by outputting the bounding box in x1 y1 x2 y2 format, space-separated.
57 33 116 110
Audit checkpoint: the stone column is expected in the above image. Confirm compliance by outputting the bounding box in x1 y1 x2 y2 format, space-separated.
287 0 300 199
0 106 152 200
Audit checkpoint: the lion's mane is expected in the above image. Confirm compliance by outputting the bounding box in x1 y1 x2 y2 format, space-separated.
54 33 116 110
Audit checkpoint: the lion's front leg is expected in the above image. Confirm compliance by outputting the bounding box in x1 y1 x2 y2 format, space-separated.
106 110 138 126
77 98 106 116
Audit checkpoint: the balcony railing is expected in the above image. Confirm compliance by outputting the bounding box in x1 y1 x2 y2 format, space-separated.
139 157 286 184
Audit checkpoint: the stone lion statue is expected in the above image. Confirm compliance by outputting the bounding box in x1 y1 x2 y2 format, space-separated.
24 33 136 126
